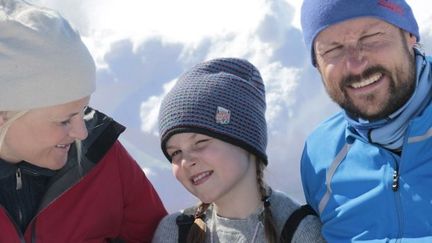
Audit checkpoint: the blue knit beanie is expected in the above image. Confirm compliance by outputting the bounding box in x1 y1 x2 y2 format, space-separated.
158 58 268 165
301 0 419 65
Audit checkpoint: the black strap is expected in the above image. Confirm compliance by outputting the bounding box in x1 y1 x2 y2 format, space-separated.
280 204 317 243
176 213 195 243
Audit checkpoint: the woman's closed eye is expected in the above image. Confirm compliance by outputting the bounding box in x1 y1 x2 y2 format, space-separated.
59 119 71 126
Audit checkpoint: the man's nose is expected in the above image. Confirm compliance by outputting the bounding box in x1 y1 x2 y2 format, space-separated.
344 45 368 75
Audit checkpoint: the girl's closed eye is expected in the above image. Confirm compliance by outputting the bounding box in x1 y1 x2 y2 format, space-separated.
169 149 183 164
170 150 181 159
194 138 211 150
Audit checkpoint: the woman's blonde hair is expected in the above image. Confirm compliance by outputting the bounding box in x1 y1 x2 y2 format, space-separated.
0 111 28 152
186 155 278 243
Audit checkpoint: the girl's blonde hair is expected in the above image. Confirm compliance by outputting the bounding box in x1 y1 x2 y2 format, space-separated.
186 156 278 243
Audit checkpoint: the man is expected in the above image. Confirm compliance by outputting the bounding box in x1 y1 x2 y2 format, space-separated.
300 0 432 241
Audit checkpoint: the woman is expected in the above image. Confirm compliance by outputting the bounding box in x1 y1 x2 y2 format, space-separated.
0 0 166 242
153 58 324 242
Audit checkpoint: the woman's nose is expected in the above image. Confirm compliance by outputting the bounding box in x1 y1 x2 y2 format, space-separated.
69 117 88 140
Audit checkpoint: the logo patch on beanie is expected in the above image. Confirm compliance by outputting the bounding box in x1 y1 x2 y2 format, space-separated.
215 106 231 124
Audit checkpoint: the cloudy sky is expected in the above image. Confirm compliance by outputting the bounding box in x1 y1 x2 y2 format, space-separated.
30 0 432 212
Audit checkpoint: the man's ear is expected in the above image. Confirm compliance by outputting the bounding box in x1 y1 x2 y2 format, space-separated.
407 32 417 48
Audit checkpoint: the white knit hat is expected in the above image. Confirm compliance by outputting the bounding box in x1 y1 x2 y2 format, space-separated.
0 0 96 111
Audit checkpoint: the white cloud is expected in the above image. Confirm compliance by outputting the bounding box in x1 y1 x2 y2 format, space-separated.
262 63 299 124
140 78 177 134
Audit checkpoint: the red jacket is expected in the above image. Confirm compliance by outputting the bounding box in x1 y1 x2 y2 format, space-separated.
0 108 167 242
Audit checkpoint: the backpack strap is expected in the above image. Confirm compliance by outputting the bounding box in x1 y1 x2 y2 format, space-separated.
280 204 317 243
176 207 196 243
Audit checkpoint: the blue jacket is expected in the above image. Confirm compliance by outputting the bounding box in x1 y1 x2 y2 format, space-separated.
301 57 432 242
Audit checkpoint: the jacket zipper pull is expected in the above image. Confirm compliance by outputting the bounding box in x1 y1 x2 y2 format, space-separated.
392 169 399 192
16 168 22 190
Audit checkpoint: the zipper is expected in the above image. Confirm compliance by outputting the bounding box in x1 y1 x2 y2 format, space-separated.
15 167 25 232
394 191 403 242
14 164 84 242
390 152 403 241
16 168 22 190
392 164 399 192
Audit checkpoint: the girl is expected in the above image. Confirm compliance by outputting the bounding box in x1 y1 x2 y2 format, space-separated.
153 58 324 243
